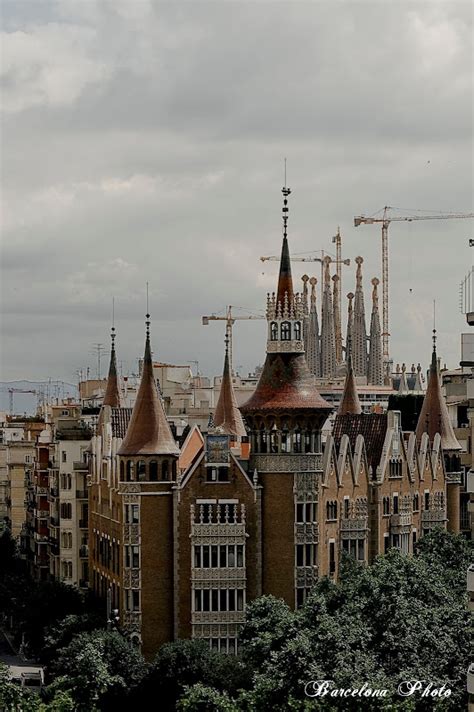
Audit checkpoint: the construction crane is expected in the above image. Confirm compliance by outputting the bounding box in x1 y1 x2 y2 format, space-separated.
202 306 265 374
354 207 474 364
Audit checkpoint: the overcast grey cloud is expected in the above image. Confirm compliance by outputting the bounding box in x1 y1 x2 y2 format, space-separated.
1 0 473 384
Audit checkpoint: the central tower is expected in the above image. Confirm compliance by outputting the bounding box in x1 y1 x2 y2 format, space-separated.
240 185 332 608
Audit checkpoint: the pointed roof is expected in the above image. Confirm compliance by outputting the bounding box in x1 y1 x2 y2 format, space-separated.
276 235 294 308
276 185 294 308
320 257 336 378
415 333 461 451
103 327 121 408
118 317 179 456
352 256 368 377
214 340 247 437
339 334 361 415
305 276 320 377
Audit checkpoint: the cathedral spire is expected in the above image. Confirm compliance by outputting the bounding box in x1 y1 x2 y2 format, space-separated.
118 313 179 456
338 328 361 415
352 257 368 377
367 277 383 386
320 257 336 378
305 276 321 376
214 337 247 438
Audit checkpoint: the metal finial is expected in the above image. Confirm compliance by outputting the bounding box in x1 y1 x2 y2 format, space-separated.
145 284 151 337
111 297 116 346
432 299 437 353
282 158 291 239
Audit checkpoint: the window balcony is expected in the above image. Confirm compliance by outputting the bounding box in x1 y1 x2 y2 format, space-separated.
468 663 474 696
467 565 474 594
74 461 88 471
390 513 412 529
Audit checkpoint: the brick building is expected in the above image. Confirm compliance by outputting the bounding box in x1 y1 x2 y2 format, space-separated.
89 186 456 659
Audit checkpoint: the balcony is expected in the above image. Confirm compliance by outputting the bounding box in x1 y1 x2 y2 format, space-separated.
467 565 474 594
34 509 49 519
390 512 412 530
421 510 447 525
466 470 474 494
76 490 88 500
49 488 59 500
468 663 474 696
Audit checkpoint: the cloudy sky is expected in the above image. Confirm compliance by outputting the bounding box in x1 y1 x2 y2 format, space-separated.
1 0 472 386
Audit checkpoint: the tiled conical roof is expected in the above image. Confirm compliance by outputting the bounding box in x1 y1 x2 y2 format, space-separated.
339 325 361 415
103 328 121 408
276 235 294 309
214 341 247 437
118 319 179 456
415 335 460 451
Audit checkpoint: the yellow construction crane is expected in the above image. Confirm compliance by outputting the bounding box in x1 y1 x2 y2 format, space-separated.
202 306 265 374
354 207 474 364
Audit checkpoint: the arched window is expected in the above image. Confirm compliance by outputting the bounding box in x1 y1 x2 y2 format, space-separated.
281 421 290 453
149 461 158 481
294 321 302 340
270 426 278 454
172 460 177 479
162 460 169 481
259 425 268 454
126 460 133 482
281 321 291 341
137 460 146 481
120 461 125 480
270 322 278 341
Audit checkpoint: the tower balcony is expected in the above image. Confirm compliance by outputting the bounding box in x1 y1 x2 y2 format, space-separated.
252 453 322 473
190 503 246 542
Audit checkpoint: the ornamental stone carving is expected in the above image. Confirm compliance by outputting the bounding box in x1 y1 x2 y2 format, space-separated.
295 523 319 544
294 471 319 500
253 454 322 474
295 566 318 587
267 340 305 354
191 568 247 582
191 611 246 625
120 484 141 495
191 524 246 540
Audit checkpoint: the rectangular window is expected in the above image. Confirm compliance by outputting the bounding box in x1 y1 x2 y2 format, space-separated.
219 545 227 568
393 495 399 515
211 545 218 568
220 589 227 611
296 503 304 522
211 589 219 612
357 539 365 561
125 504 139 524
194 590 201 612
236 545 244 567
296 544 304 567
132 590 140 611
202 546 210 568
424 492 430 510
228 589 236 611
329 542 336 575
344 498 350 519
202 590 210 611
237 589 244 611
194 546 201 568
384 535 390 553
62 451 67 463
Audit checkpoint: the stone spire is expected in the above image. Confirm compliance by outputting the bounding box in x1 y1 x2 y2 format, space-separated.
398 363 409 394
102 324 121 408
338 329 361 415
320 257 336 379
416 332 461 451
352 256 368 377
367 277 383 386
332 273 342 364
305 277 321 377
345 291 354 364
118 315 179 456
214 337 247 438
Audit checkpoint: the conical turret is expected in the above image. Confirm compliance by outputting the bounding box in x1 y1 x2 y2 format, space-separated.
214 338 247 438
415 333 460 452
338 325 361 416
367 277 383 386
352 257 368 377
320 257 336 379
102 325 121 408
118 316 179 456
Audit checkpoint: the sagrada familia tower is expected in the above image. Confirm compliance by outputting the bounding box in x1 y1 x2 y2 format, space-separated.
301 250 384 386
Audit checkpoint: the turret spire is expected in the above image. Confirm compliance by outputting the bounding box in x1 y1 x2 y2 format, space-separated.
102 302 121 408
415 332 460 451
276 182 294 309
214 336 247 438
332 274 342 364
367 277 383 386
338 323 361 415
118 312 178 456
